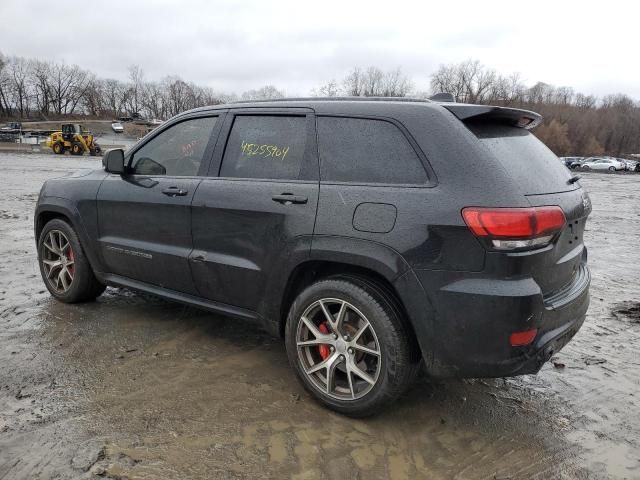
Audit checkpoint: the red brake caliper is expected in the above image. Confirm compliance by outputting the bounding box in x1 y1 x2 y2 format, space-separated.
318 323 330 360
67 248 74 275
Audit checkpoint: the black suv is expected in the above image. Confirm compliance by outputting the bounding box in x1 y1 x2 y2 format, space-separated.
35 98 591 416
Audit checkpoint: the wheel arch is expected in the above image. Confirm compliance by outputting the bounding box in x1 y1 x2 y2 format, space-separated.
35 210 72 242
275 259 423 362
35 200 104 274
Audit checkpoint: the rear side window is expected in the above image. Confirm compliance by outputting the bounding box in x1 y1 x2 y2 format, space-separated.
317 117 427 185
467 123 576 194
220 115 307 180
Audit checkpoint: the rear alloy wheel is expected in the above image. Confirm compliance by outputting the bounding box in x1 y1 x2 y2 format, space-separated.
285 277 417 416
608 166 615 172
38 219 106 303
296 298 382 401
582 165 590 170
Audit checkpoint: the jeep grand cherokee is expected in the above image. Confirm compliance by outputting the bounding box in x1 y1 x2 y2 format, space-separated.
35 98 591 416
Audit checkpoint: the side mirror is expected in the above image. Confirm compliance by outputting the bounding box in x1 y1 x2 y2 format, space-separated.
103 149 125 174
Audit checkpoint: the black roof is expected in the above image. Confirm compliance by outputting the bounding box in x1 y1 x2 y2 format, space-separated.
180 97 542 129
182 96 441 118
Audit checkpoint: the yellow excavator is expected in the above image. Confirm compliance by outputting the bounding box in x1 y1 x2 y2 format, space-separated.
48 124 101 156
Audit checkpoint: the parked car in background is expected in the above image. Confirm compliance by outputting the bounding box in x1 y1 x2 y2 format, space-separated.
111 122 124 133
0 122 22 131
617 159 637 171
559 156 583 168
580 158 624 172
569 158 593 169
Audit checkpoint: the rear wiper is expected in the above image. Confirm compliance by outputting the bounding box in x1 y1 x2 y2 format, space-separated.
568 175 581 185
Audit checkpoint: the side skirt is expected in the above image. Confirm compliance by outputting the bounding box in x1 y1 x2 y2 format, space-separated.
97 273 260 322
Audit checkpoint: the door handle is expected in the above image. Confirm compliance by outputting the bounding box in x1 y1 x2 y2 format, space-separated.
272 193 308 205
162 186 188 197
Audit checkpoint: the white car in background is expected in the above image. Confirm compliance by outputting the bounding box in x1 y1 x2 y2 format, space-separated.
580 157 624 172
111 122 124 133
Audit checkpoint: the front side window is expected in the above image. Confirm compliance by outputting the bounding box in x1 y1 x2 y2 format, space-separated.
317 116 427 185
220 115 307 180
131 116 217 176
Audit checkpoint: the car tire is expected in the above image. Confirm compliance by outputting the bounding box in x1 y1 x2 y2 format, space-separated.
608 166 615 172
37 218 106 303
582 165 590 170
285 276 417 417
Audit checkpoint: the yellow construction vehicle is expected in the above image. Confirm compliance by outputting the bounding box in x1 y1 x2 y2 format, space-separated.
48 124 102 156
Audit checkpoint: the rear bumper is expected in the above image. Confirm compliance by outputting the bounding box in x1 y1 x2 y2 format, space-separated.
412 263 590 378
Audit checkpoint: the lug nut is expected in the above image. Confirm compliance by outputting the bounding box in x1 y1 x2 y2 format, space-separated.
333 334 338 340
330 346 335 352
343 335 349 341
348 348 354 355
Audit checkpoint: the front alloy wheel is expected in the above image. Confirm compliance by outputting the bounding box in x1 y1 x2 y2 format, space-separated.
41 229 75 293
296 298 381 400
37 218 106 303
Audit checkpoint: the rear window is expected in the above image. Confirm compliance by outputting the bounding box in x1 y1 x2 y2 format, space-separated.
467 123 577 195
317 116 427 185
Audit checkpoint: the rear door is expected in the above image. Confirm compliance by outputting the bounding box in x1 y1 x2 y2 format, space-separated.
96 114 222 294
190 109 318 311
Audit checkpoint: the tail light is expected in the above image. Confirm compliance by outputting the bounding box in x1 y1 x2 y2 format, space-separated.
462 206 566 251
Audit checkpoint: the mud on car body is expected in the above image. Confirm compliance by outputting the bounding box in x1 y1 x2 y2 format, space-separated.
35 98 591 416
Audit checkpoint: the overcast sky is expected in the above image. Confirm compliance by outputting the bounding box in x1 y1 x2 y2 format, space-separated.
1 0 638 98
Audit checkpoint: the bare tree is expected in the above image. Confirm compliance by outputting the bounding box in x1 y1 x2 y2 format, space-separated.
340 66 412 97
241 85 284 100
342 67 364 96
101 78 127 116
126 64 144 115
46 62 90 115
311 79 340 97
7 56 31 117
382 67 413 97
0 52 13 116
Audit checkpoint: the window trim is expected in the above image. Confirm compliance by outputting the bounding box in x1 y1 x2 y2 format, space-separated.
212 112 318 182
124 112 225 177
315 114 437 188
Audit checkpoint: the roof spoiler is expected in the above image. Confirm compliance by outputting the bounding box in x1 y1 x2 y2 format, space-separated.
442 104 542 129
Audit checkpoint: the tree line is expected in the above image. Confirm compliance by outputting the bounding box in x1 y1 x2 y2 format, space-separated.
0 53 286 121
427 60 640 157
1 52 638 156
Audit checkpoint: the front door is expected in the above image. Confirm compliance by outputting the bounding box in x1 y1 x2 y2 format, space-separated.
96 114 221 294
190 112 319 311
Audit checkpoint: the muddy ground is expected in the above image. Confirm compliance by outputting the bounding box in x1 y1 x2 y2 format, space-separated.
0 153 638 480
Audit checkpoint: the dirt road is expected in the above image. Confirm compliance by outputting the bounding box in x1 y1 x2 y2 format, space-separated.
0 153 638 479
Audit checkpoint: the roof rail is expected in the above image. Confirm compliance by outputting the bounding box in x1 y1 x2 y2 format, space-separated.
230 96 431 104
